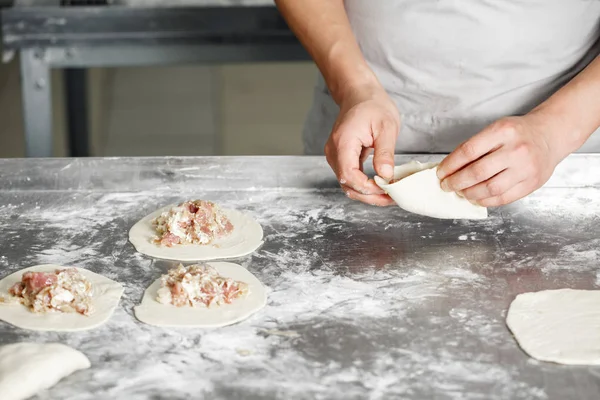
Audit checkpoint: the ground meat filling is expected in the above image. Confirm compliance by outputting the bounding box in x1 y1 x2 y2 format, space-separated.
157 264 247 308
153 200 234 247
8 269 93 315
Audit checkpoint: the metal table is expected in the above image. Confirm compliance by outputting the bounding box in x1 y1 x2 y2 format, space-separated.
1 1 308 157
0 155 599 399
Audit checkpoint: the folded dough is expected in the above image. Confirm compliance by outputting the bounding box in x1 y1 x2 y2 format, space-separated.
374 161 487 219
0 342 90 400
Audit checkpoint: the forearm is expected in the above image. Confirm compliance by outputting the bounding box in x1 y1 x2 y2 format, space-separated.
275 0 382 104
530 55 600 158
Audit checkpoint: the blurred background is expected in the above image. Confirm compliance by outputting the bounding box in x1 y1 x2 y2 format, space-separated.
0 1 319 158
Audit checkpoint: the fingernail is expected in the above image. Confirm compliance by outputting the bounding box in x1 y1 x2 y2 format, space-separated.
345 191 351 198
456 190 464 198
436 168 444 180
381 164 393 179
339 178 347 185
440 180 451 192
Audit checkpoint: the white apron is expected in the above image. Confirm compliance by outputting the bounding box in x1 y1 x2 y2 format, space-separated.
303 0 600 154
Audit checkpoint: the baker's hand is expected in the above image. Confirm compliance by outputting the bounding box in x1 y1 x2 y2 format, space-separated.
436 115 561 207
325 85 400 206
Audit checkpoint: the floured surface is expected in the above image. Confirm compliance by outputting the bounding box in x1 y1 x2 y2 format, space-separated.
0 156 599 399
129 205 264 261
0 342 90 400
0 265 123 332
135 262 266 327
506 289 600 365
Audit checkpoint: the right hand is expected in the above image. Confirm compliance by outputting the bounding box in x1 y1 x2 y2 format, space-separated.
325 84 401 206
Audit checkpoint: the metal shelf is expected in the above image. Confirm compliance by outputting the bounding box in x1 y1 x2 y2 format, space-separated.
0 4 310 157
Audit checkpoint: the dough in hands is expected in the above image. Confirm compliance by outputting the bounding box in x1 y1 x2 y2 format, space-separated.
129 204 264 261
506 289 600 365
0 342 90 400
0 265 123 332
374 161 487 219
134 262 267 328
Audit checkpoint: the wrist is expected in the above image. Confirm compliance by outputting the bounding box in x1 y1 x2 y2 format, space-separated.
328 68 384 107
338 80 389 108
526 106 586 162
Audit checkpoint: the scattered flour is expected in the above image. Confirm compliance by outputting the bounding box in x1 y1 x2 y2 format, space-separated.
1 179 595 399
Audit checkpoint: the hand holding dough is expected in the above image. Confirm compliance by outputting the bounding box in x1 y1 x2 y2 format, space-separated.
374 161 487 219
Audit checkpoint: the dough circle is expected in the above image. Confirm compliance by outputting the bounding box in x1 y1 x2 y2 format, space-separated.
0 342 90 400
134 262 267 328
129 204 264 261
0 265 124 332
374 161 487 219
506 288 600 365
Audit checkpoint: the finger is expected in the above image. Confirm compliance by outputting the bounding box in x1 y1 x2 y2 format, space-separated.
461 169 524 201
437 128 503 180
359 147 373 172
440 148 509 192
477 180 532 207
372 117 398 180
344 186 396 207
337 139 383 195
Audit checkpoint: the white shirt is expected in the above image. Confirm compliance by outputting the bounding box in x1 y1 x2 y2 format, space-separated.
303 0 600 154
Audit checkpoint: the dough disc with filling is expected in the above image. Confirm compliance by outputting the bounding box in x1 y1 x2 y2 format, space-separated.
374 161 487 219
134 262 267 328
0 342 90 400
0 265 123 332
506 288 600 365
129 204 264 261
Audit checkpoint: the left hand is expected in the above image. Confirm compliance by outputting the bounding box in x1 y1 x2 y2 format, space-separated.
436 115 562 207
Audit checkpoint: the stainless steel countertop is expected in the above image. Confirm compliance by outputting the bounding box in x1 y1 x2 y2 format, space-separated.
0 155 599 400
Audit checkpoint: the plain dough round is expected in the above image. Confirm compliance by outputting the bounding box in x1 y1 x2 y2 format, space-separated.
129 204 264 261
0 342 90 400
134 262 267 328
506 288 600 365
0 265 123 332
374 161 487 220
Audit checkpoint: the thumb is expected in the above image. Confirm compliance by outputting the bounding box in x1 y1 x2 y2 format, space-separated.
372 117 398 180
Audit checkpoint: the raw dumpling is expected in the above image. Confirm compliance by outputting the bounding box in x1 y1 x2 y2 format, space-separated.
374 161 487 219
0 342 90 400
129 202 264 261
0 265 123 332
134 262 267 328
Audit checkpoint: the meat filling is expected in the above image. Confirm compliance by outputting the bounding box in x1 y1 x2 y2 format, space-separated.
8 269 93 315
156 264 247 308
153 200 234 247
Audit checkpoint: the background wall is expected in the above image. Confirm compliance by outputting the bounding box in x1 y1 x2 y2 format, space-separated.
0 58 318 157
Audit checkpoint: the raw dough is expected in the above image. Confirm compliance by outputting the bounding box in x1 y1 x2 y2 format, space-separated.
506 289 600 365
0 342 90 400
374 161 487 219
0 265 123 332
134 262 267 328
129 204 264 261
